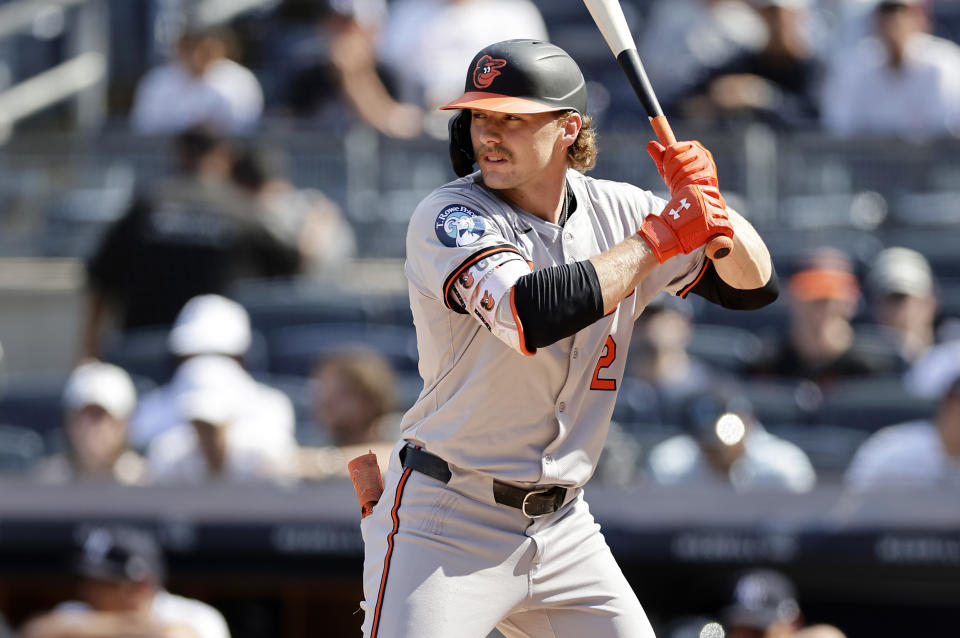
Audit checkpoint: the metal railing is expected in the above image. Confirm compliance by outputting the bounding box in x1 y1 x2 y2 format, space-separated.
0 0 108 144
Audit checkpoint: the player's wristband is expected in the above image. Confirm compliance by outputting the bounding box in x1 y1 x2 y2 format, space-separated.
638 216 680 264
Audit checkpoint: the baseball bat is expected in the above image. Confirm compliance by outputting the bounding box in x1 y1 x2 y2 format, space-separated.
582 0 733 260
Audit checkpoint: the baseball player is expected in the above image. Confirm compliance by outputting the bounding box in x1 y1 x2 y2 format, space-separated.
359 39 778 637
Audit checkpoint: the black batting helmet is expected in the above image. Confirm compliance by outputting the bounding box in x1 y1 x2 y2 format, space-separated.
442 39 587 177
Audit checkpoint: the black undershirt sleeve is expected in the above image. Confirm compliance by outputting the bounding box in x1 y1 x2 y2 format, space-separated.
513 260 605 350
685 259 780 310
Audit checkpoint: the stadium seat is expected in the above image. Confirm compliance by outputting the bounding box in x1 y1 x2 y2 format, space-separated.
0 423 45 475
0 372 72 436
889 190 960 227
265 322 419 378
686 323 765 373
229 278 373 335
737 377 824 427
764 423 871 477
758 227 885 278
818 375 937 431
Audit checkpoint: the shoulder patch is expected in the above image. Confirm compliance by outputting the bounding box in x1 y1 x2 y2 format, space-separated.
435 204 488 248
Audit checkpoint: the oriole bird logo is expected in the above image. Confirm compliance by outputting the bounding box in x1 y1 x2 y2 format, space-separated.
480 291 495 311
473 55 507 89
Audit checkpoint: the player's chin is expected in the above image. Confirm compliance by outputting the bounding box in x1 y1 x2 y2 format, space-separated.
478 164 513 188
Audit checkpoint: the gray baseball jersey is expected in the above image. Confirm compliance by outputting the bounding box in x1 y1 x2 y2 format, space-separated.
400 168 705 486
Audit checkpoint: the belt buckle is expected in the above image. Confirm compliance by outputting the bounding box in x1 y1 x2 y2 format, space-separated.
521 487 553 519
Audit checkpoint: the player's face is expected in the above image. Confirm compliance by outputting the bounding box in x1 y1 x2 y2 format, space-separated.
470 109 569 191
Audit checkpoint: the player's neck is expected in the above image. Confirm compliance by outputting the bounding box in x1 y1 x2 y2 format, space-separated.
497 167 568 224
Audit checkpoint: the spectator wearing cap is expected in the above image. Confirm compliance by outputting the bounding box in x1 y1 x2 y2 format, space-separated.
129 294 296 454
864 247 938 363
822 0 960 137
747 247 904 385
646 389 816 492
721 568 846 638
145 354 298 484
130 25 263 135
844 374 960 489
20 527 229 638
80 127 300 361
31 361 144 485
299 348 400 479
679 0 826 130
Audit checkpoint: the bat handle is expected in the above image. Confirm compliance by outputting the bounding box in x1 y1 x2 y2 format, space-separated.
650 115 676 146
650 116 732 259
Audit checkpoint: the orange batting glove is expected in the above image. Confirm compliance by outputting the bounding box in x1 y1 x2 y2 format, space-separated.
647 140 719 194
638 185 733 263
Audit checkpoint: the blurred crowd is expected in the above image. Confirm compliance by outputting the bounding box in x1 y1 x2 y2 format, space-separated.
117 0 960 139
3 0 958 138
3 0 960 635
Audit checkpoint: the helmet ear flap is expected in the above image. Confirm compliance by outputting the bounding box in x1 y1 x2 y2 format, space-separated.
448 110 475 177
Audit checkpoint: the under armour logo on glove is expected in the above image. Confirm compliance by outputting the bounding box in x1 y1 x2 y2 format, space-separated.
667 198 691 220
638 185 733 264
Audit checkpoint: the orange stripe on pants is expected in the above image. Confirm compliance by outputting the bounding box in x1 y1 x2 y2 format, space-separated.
369 466 413 637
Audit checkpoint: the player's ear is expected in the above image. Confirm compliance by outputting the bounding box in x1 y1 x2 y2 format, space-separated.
558 111 582 149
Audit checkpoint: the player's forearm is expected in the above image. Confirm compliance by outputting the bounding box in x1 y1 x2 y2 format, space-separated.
589 234 659 315
710 207 772 290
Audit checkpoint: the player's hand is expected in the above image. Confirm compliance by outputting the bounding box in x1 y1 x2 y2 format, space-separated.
647 140 719 194
638 185 732 263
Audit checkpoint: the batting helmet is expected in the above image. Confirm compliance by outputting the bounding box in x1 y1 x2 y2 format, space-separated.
441 39 588 177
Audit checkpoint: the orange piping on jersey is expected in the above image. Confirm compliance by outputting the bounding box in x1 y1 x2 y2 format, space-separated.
370 465 413 637
509 286 536 356
679 260 710 298
443 245 523 311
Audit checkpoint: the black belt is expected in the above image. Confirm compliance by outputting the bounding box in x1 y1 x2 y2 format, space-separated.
399 444 568 519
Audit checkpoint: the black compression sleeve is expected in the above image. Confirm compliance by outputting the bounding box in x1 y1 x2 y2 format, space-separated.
513 261 605 350
686 260 779 310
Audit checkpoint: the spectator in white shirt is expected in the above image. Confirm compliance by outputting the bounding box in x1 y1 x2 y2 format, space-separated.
32 361 145 485
822 0 960 137
376 0 548 136
130 26 264 135
845 375 960 489
129 294 295 453
20 527 230 638
647 391 817 493
146 354 298 484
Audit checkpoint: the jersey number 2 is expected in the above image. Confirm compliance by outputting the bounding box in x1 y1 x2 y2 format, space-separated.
590 335 617 391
